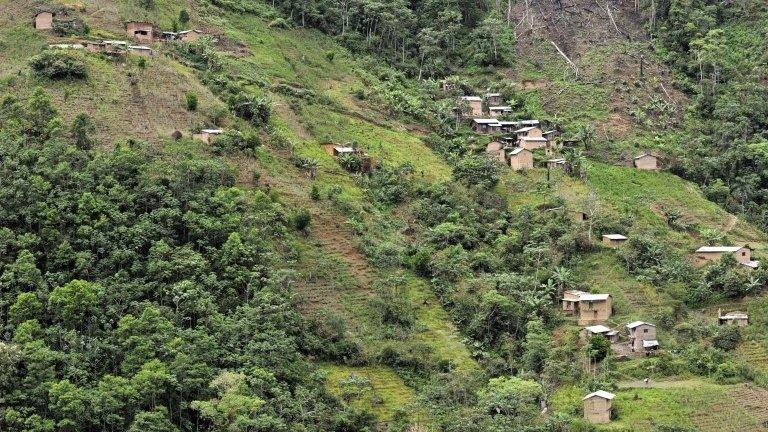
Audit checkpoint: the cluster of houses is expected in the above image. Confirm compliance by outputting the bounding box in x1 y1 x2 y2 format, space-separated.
35 10 206 58
565 233 755 424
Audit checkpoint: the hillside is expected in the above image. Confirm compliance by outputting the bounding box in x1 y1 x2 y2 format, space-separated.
1 0 768 431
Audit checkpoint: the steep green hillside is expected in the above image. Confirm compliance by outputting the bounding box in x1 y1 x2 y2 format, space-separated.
2 0 768 431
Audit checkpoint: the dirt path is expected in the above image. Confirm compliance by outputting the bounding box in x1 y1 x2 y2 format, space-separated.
723 214 739 233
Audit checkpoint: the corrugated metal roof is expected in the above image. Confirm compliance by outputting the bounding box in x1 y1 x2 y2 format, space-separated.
603 234 628 240
583 390 615 400
696 246 743 253
585 325 612 333
626 321 655 329
580 293 611 301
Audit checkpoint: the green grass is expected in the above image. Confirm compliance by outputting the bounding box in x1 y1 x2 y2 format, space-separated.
551 380 766 431
320 364 423 423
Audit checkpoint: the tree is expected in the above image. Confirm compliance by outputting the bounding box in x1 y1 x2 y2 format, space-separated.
48 280 101 329
128 408 179 432
185 93 198 111
521 320 551 373
192 371 265 431
178 9 190 26
477 376 543 420
453 155 500 189
587 335 611 362
71 113 95 150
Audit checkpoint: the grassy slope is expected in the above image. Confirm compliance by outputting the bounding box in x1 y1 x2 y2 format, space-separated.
551 379 768 431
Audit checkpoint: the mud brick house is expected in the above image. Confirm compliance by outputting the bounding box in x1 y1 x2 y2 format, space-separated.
509 147 533 171
126 21 155 43
583 391 614 424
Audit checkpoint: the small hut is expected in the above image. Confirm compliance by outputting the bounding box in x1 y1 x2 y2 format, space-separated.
126 21 155 43
633 153 659 170
718 310 749 326
509 147 533 171
484 93 502 106
488 106 512 117
471 119 502 134
583 391 615 424
128 45 153 56
626 321 657 354
602 234 627 247
460 96 483 117
694 245 757 268
546 158 566 169
34 11 54 30
519 137 548 150
178 30 202 42
193 129 224 144
485 141 506 164
583 325 619 343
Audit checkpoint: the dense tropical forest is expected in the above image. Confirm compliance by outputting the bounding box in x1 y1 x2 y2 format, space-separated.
1 0 768 431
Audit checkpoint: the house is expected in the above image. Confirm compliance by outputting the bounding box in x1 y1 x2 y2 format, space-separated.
460 96 483 117
583 391 615 424
161 31 178 41
193 129 223 144
126 21 155 43
543 130 558 141
486 141 506 164
498 121 518 133
488 106 512 117
515 126 543 139
509 147 533 171
718 309 749 326
626 321 658 354
562 138 580 147
519 137 549 150
34 11 54 30
484 93 502 106
48 43 85 50
178 30 202 42
583 325 619 343
602 234 627 247
562 290 613 325
471 119 501 134
694 245 757 268
633 153 659 170
321 143 359 157
87 41 128 55
567 210 588 223
546 158 566 169
518 119 540 127
128 45 153 56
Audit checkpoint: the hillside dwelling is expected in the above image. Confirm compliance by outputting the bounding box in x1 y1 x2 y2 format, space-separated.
509 147 533 171
519 136 548 150
568 210 588 223
543 130 558 141
546 158 566 169
126 21 155 43
460 96 483 117
602 234 628 247
718 310 749 326
583 391 615 424
484 93 502 106
488 106 512 116
562 290 612 325
694 245 757 268
128 45 152 56
161 31 178 41
193 129 223 144
578 293 612 325
583 325 619 343
178 30 202 42
519 119 540 127
88 40 129 55
486 141 507 164
562 138 580 147
471 119 502 134
561 290 587 315
34 11 54 30
498 121 518 132
515 126 543 139
626 321 658 354
633 153 659 170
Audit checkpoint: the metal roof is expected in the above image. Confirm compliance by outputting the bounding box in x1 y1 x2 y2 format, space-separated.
510 147 530 156
695 246 744 253
461 96 482 101
201 129 223 134
584 325 612 333
642 340 659 348
603 234 628 240
626 321 655 329
583 390 615 401
580 293 611 301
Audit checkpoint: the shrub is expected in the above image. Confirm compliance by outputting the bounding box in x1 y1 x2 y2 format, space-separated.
293 209 312 233
30 51 87 80
325 51 335 62
587 335 611 362
229 92 270 126
186 93 198 111
70 113 95 150
712 325 741 351
178 9 190 25
310 184 321 200
211 130 260 154
267 18 291 29
452 155 499 189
